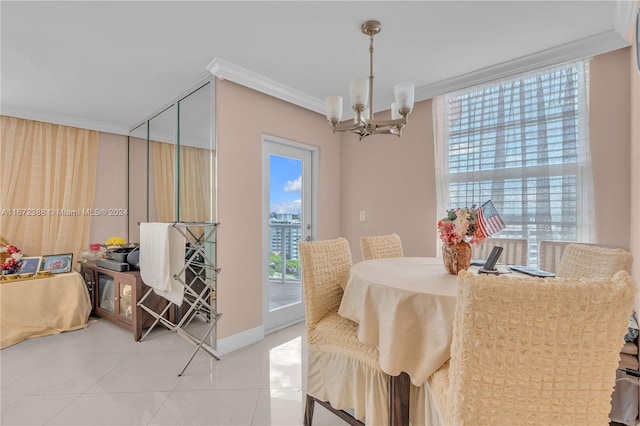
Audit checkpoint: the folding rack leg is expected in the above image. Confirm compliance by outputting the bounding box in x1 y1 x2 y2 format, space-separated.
173 270 220 372
175 272 217 330
137 287 176 341
177 312 222 376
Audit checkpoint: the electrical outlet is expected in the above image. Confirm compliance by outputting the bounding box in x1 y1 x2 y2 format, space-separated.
359 211 366 221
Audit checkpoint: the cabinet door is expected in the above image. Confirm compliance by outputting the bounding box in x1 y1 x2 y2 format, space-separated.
96 272 115 315
116 276 134 325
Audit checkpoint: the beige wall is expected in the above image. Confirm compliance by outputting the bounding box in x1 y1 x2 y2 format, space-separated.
215 79 341 339
590 49 632 249
340 100 438 261
630 2 640 300
90 132 128 245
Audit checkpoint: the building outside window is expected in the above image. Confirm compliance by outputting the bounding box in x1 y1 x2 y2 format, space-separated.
269 213 302 282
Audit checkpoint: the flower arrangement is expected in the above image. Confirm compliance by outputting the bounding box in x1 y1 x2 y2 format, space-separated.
104 236 126 248
437 206 486 246
1 245 23 274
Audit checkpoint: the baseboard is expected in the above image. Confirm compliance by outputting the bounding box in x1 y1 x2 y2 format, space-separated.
216 325 264 356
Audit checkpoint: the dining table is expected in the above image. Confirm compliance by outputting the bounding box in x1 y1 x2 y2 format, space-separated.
338 256 462 425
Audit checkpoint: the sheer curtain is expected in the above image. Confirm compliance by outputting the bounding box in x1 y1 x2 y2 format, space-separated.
433 60 594 266
0 116 99 263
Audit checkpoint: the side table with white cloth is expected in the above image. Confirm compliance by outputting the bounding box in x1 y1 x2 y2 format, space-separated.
1 271 92 349
338 257 459 425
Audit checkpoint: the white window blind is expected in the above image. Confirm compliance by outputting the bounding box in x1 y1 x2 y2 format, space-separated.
434 60 594 267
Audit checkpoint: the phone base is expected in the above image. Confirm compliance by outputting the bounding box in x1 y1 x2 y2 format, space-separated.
478 268 500 275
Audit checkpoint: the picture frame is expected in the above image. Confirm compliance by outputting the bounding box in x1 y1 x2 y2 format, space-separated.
6 256 42 276
40 253 73 274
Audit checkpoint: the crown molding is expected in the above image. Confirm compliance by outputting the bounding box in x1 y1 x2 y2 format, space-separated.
207 58 326 114
1 105 130 135
208 30 629 117
415 30 630 101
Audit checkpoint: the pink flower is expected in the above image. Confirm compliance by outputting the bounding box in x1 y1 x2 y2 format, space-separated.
2 245 23 271
437 206 484 246
437 220 458 245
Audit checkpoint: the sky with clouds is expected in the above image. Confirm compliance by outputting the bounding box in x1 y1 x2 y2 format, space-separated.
270 154 302 215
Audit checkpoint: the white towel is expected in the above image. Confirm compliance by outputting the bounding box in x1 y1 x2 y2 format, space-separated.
139 222 185 306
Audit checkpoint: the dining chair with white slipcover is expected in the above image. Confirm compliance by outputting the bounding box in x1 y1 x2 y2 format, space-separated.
360 233 404 260
472 237 528 265
538 240 571 273
299 237 389 426
556 243 633 278
428 270 636 425
554 243 635 424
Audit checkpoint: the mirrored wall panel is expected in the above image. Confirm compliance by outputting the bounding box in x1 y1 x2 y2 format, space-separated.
149 103 177 223
128 79 216 243
178 82 215 222
128 122 148 243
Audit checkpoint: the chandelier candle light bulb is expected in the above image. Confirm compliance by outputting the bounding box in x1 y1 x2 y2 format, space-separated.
325 96 343 124
325 20 414 140
349 78 369 109
394 82 415 112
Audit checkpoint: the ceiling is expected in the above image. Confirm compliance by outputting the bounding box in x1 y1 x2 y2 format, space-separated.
1 1 636 135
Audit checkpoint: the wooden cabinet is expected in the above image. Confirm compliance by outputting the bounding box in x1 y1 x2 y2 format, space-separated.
81 261 169 341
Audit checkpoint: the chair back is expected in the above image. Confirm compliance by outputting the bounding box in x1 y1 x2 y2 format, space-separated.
538 240 571 273
557 243 633 278
298 238 352 330
360 233 403 260
447 270 636 425
472 237 528 265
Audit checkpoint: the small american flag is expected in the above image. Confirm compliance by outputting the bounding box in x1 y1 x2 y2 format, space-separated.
476 200 505 238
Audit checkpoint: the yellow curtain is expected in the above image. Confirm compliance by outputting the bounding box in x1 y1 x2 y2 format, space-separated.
180 146 214 222
151 141 176 222
152 141 215 223
0 116 99 262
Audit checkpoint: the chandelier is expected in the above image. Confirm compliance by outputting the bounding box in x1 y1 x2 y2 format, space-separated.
325 20 414 141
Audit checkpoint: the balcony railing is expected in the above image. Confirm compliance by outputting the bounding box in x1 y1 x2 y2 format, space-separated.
269 222 302 284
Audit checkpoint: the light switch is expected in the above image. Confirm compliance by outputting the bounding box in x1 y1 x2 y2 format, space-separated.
359 211 366 221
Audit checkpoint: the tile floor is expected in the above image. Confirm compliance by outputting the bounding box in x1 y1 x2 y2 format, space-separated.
1 317 349 425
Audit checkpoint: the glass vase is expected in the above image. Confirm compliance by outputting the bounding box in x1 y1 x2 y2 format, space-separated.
442 241 472 275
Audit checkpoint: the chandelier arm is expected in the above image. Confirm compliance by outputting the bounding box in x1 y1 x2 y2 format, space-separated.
367 117 408 128
332 121 367 133
332 116 407 135
335 125 406 141
370 127 402 137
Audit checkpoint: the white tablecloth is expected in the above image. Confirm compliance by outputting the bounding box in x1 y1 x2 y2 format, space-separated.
338 257 459 386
